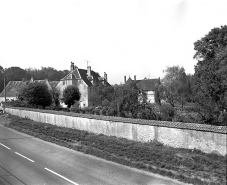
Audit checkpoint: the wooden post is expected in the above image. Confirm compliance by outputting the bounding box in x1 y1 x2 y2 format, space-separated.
4 76 6 102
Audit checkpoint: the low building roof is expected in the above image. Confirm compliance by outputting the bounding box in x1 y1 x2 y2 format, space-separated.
48 81 59 89
0 81 26 97
0 80 58 98
136 78 160 91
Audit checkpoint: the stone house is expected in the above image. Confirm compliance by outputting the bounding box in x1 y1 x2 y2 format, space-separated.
124 75 160 103
56 62 110 108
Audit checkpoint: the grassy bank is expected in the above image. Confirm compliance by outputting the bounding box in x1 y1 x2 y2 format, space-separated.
4 114 227 185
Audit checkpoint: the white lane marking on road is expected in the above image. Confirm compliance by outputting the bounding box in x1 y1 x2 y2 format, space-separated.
44 168 79 185
0 143 11 150
15 152 35 162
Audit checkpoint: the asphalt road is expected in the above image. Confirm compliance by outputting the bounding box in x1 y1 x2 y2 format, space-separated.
0 116 186 185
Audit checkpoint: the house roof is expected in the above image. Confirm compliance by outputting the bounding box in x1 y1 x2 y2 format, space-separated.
136 78 160 91
49 81 59 89
61 68 111 87
0 80 58 98
0 81 26 97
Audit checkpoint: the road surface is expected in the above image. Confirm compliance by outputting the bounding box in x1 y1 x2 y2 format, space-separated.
0 116 186 185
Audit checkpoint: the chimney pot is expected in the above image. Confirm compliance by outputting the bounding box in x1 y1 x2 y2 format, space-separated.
134 75 136 82
70 62 75 71
87 66 91 77
104 72 107 83
124 76 126 84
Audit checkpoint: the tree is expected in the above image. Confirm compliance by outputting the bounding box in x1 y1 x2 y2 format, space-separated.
62 85 81 108
26 67 69 81
154 83 161 105
0 66 4 93
89 83 114 107
17 82 52 108
194 25 227 124
175 71 192 110
161 66 188 107
50 87 60 107
4 67 27 82
110 82 139 117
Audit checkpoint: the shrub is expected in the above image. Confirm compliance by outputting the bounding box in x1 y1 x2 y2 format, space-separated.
95 108 101 115
118 111 125 118
99 106 108 116
218 112 227 126
184 106 200 113
159 104 175 121
173 113 200 123
4 100 29 108
70 107 80 113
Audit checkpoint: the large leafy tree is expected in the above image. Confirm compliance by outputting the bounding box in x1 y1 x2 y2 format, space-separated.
109 82 139 117
89 83 114 107
193 25 227 124
160 66 192 107
63 85 81 108
17 82 52 109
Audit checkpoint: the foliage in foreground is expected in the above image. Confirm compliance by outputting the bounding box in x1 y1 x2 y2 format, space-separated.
16 82 52 109
5 115 227 185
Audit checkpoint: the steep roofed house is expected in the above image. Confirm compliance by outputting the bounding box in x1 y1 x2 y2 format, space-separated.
124 75 160 103
0 78 58 102
56 62 110 108
0 81 27 102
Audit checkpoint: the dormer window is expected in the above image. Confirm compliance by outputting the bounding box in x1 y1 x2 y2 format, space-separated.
87 76 93 81
98 77 104 81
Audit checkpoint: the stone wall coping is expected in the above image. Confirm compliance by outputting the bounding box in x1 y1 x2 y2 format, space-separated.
6 107 227 134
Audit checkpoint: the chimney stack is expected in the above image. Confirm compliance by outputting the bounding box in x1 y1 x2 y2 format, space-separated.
124 76 126 84
87 66 91 77
70 62 75 71
104 72 107 82
134 75 136 82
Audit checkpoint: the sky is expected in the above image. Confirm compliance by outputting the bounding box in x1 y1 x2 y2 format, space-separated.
0 0 226 85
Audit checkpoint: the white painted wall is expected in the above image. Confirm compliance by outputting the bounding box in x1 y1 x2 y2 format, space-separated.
5 107 227 156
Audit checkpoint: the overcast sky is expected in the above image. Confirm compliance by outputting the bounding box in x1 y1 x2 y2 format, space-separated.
0 0 226 84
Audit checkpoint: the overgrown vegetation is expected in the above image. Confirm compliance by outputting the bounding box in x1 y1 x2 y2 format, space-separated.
5 114 227 185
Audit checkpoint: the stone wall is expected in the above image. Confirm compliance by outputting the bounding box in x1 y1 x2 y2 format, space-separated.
5 107 227 156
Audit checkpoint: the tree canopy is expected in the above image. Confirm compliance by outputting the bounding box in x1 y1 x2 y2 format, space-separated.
158 66 192 108
89 83 114 107
194 25 227 124
62 85 81 108
0 65 69 93
17 82 52 108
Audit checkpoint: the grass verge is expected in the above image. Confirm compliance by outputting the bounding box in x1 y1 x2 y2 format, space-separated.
4 114 227 185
